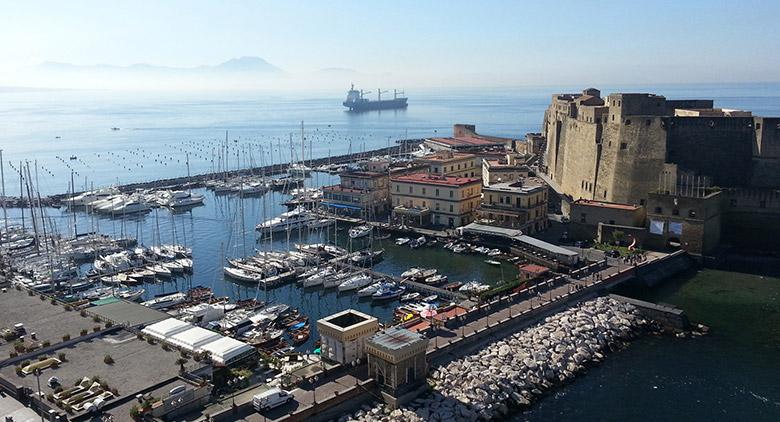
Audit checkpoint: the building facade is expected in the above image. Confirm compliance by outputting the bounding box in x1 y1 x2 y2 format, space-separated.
365 327 429 402
477 179 548 234
322 170 390 217
417 151 480 178
482 155 530 185
390 173 482 228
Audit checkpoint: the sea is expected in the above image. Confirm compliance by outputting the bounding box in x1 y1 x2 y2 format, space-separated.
1 83 779 421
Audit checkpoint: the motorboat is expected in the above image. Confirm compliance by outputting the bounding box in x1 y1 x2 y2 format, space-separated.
425 274 448 285
459 281 491 294
168 191 205 208
162 260 184 273
395 237 410 246
401 268 421 279
337 274 373 292
401 292 420 302
372 284 404 301
484 259 501 266
287 163 312 177
409 236 427 249
305 218 334 229
110 199 151 215
422 295 438 303
357 282 382 297
348 225 373 239
177 258 193 272
142 292 187 310
451 244 468 253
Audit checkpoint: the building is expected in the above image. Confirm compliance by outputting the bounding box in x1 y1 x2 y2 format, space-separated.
567 199 646 242
365 326 429 406
317 309 379 365
644 189 723 255
482 154 530 185
477 178 548 233
390 173 482 228
416 151 480 178
322 169 390 217
541 87 780 254
517 263 550 281
423 124 515 153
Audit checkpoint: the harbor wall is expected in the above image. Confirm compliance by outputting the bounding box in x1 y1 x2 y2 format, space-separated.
608 294 690 330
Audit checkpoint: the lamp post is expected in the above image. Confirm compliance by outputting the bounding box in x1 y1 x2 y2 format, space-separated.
312 375 319 404
34 368 44 422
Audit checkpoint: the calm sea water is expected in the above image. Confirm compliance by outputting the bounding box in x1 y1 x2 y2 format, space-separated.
2 84 780 420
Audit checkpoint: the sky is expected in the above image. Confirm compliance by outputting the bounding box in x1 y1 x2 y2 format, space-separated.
1 0 779 90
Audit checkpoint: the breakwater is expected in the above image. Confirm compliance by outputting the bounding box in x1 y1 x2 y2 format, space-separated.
1 140 423 207
347 297 648 422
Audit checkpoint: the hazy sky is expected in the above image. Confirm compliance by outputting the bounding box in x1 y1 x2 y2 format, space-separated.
2 0 779 89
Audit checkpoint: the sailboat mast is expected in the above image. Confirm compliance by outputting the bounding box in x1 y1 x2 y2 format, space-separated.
19 162 25 230
70 170 77 237
0 149 7 234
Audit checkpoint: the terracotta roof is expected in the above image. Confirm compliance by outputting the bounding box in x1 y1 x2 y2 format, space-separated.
391 172 481 187
518 264 549 274
573 199 640 211
427 136 504 147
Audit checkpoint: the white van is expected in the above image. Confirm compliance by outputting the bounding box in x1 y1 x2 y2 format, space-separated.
252 387 293 412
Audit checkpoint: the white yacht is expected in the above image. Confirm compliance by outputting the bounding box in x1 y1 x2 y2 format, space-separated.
348 225 373 239
337 274 373 292
357 282 382 297
255 207 316 233
302 267 336 287
142 292 187 310
168 190 205 208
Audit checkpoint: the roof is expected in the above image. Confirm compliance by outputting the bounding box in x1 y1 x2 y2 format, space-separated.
426 136 505 148
339 170 387 179
318 308 377 331
483 179 546 193
518 264 550 274
90 299 170 327
417 152 476 163
142 317 191 339
459 222 523 238
198 336 254 365
367 326 427 351
515 235 580 257
168 326 221 351
573 199 640 211
391 172 481 187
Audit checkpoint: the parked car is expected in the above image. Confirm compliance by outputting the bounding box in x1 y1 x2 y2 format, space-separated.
253 387 293 412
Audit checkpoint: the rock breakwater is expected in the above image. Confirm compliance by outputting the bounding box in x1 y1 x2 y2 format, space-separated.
346 297 648 421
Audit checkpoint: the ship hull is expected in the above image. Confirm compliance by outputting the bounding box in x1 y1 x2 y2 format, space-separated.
343 98 408 111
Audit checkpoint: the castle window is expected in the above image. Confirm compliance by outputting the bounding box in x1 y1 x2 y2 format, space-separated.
611 115 615 122
625 119 631 125
646 119 651 126
396 185 399 192
409 186 412 193
756 123 761 130
604 190 607 198
618 101 622 107
640 199 646 206
654 207 663 214
620 143 628 150
603 116 607 123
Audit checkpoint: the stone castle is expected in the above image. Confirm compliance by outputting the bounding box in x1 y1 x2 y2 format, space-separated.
542 88 780 253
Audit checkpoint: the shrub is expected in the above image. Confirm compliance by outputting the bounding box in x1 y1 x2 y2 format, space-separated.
14 366 23 376
51 362 59 369
62 334 70 342
46 393 54 402
14 284 21 290
136 332 144 340
111 387 119 396
28 290 34 296
161 343 170 351
179 350 189 358
129 404 140 419
93 325 101 333
50 298 57 305
54 386 63 393
104 321 113 329
103 354 114 365
14 341 25 353
80 309 87 317
42 340 50 348
58 352 66 361
146 337 156 345
9 351 17 358
21 360 31 368
39 295 46 301
63 304 72 311
38 355 48 362
80 329 88 336
92 315 101 323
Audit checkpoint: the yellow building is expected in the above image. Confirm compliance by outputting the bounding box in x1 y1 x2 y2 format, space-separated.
416 151 480 178
390 173 482 228
478 178 549 233
317 309 379 365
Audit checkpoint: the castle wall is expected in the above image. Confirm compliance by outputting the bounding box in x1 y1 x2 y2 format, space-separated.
665 117 754 187
558 120 600 200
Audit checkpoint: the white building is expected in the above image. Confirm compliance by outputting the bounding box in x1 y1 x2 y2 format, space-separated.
317 309 379 364
142 318 256 367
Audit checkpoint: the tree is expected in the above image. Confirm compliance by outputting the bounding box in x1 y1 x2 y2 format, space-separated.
175 357 188 373
103 354 114 365
611 230 626 246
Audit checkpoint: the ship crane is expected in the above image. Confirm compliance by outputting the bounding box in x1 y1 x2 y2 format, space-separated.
360 89 372 99
377 88 389 101
394 89 405 100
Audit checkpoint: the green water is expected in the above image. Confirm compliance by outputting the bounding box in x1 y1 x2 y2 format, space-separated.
520 269 780 421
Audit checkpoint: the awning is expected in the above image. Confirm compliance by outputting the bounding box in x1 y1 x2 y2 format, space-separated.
393 206 430 216
458 222 522 239
321 201 363 211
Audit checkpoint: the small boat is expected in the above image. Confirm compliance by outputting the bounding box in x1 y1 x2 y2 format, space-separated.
484 260 501 266
425 274 448 285
459 281 491 294
395 237 410 246
177 258 193 272
409 236 427 249
488 249 502 257
350 249 384 267
306 219 334 229
401 292 420 302
163 260 184 273
142 292 187 310
443 281 463 291
291 327 310 345
422 295 438 303
348 224 373 239
69 155 77 160
401 268 422 279
451 244 468 253
223 267 263 283
147 264 172 278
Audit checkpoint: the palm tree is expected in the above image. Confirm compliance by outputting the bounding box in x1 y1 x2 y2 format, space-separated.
175 357 188 373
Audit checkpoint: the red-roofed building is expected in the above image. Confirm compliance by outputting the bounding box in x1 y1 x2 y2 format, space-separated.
423 124 517 153
390 172 482 227
517 263 550 281
322 169 389 216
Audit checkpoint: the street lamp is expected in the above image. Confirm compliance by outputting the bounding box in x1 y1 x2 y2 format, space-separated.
34 368 44 422
312 375 319 404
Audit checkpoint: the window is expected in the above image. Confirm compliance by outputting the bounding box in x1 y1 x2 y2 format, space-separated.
654 207 663 214
645 119 651 126
449 204 454 212
625 119 631 125
611 114 615 122
396 185 399 192
620 143 628 150
604 189 607 198
408 186 412 193
756 123 761 130
640 199 646 206
580 213 587 223
422 188 426 195
435 202 440 210
435 189 440 197
449 191 453 198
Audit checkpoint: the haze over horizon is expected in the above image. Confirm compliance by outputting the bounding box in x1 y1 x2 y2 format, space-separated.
2 0 779 91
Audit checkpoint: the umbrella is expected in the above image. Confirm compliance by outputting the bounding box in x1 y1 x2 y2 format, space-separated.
420 304 438 319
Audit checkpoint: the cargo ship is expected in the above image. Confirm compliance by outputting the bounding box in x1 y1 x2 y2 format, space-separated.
343 84 408 111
